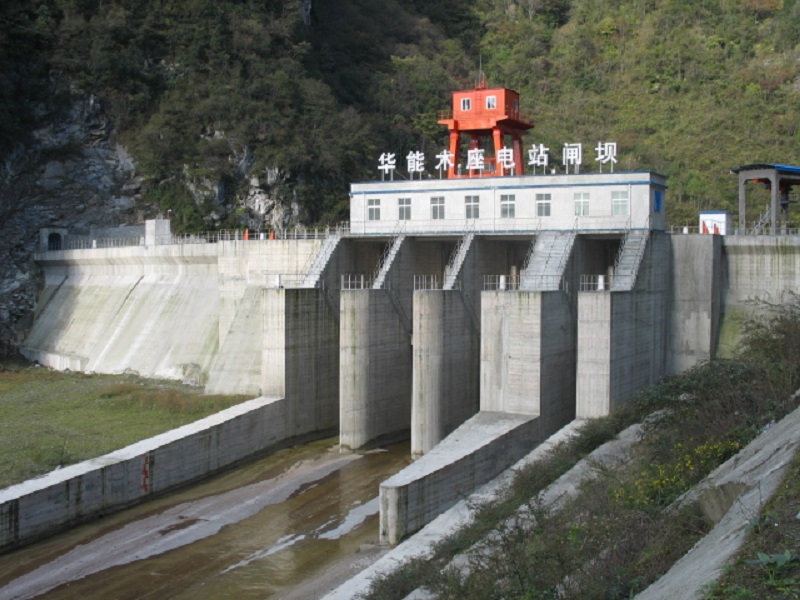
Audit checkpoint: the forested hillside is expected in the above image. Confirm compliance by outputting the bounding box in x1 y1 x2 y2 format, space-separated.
2 0 800 230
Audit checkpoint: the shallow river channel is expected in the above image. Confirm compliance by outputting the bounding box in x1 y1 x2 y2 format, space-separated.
0 438 411 600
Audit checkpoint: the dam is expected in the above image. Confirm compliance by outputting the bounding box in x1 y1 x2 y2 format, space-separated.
13 161 800 549
9 81 800 551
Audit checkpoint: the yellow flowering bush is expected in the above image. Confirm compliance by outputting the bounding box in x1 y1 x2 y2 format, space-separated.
615 439 742 509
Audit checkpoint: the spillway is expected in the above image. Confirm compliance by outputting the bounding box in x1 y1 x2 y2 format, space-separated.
0 438 411 600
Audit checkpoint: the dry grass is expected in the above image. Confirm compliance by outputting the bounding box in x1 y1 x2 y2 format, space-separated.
0 358 250 489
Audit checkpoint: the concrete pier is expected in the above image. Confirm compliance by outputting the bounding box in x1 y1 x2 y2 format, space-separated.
411 290 479 456
668 234 722 372
339 290 412 450
263 289 340 436
576 233 670 417
480 291 576 432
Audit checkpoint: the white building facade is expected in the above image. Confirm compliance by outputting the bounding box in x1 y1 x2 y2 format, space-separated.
350 171 667 235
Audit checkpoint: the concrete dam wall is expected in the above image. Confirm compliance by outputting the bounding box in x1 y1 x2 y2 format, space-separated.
25 240 314 381
25 244 221 379
20 225 800 545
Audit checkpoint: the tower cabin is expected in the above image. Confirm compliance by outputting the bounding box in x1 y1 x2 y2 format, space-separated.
438 81 534 178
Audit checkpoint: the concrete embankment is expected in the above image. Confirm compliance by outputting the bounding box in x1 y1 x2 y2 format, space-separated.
0 396 298 551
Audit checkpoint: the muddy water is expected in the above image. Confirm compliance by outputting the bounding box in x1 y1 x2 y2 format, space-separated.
0 438 411 600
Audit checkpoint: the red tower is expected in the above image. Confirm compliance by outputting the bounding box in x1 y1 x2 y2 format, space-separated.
438 81 534 178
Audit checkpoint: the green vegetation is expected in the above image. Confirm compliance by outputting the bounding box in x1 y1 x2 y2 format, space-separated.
0 359 249 489
3 0 800 228
360 296 800 599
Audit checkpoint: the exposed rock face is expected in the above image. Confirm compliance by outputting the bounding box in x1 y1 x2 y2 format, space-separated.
0 83 152 357
242 170 304 232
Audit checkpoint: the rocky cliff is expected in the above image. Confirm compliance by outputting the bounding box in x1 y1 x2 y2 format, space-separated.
0 83 149 356
0 74 306 357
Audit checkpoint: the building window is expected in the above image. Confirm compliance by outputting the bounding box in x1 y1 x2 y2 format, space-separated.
536 193 551 217
368 198 380 221
460 97 472 111
398 197 411 220
486 95 497 110
500 194 515 218
465 195 479 219
612 191 629 216
653 189 664 213
574 192 590 216
431 196 445 220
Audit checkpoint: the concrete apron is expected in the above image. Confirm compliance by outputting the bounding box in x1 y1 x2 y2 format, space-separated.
0 396 295 551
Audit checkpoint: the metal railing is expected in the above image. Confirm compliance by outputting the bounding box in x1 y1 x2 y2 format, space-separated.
524 274 567 291
278 222 350 239
669 223 800 236
484 274 521 291
522 236 538 272
736 226 800 236
300 231 343 288
414 275 440 290
580 274 612 291
42 236 145 252
39 223 353 253
372 222 407 288
341 274 373 290
443 226 475 287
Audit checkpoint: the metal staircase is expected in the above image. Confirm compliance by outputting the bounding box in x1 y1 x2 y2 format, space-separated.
520 231 575 291
749 206 772 235
300 233 342 288
372 235 406 289
610 230 648 291
442 232 475 290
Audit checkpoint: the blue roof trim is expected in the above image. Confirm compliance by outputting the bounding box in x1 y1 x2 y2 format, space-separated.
731 163 800 175
352 180 658 196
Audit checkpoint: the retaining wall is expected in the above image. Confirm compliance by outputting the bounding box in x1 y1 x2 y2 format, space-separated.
0 396 289 551
380 411 539 545
718 236 800 355
23 245 221 384
24 240 321 392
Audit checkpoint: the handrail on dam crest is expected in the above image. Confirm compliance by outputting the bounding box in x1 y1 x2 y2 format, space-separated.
38 222 353 253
